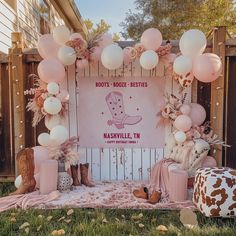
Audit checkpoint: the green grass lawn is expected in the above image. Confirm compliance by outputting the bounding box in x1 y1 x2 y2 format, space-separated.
0 183 236 236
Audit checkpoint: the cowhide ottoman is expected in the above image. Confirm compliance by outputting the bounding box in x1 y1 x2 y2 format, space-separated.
193 167 236 217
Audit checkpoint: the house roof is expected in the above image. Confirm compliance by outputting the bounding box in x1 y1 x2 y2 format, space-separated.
49 0 87 37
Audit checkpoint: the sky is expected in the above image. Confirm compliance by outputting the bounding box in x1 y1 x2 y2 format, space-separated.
76 0 136 37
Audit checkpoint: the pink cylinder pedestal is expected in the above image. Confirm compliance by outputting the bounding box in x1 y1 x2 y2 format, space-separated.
168 169 188 202
40 160 58 195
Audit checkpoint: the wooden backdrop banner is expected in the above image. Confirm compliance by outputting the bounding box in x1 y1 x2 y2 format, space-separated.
78 76 165 148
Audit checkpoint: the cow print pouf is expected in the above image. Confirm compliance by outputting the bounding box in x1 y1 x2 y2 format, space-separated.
193 167 236 217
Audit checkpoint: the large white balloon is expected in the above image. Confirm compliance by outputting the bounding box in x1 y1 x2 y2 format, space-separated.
38 132 50 146
57 46 76 65
15 175 22 188
53 25 70 45
139 50 159 70
101 44 123 70
43 97 62 115
173 55 192 75
174 131 187 143
45 114 61 130
50 125 69 145
47 82 59 95
179 29 207 58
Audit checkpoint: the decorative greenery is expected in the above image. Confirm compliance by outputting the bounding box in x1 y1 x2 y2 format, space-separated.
121 0 236 40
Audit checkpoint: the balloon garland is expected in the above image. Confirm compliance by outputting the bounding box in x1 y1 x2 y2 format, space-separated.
23 25 223 148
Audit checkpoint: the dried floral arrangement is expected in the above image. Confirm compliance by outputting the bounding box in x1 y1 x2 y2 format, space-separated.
49 136 80 170
157 92 229 149
157 93 187 127
24 74 68 127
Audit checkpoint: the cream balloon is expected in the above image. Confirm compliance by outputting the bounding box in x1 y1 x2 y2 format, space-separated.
174 131 187 143
47 82 59 95
43 97 62 115
15 175 22 188
140 50 159 70
173 55 192 75
45 114 61 130
141 28 163 51
57 46 76 65
50 125 69 145
179 29 207 58
101 44 123 70
38 132 50 146
53 25 70 45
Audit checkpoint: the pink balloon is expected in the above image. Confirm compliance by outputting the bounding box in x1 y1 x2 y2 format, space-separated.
70 33 83 40
189 103 206 126
141 28 163 51
99 33 113 48
32 146 50 174
123 47 134 64
34 173 40 189
38 59 65 83
76 59 89 69
193 53 222 83
57 89 69 102
174 114 192 132
180 104 191 115
37 34 60 59
90 47 102 62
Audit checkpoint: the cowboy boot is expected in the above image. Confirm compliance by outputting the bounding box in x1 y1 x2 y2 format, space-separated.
70 164 81 186
147 191 161 204
10 148 36 195
106 91 142 129
80 163 95 187
133 187 148 199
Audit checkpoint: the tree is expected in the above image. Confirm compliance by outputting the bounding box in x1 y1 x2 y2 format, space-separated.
84 18 121 41
112 33 121 41
84 19 111 37
121 0 236 40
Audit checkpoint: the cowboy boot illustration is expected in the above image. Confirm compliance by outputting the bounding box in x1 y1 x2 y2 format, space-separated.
105 91 142 129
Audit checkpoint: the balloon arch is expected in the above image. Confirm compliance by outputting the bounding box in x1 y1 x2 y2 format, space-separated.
24 25 222 159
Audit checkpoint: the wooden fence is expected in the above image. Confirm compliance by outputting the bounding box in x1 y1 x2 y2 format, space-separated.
1 27 236 181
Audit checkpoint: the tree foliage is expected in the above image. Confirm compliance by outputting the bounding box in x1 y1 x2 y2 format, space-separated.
84 18 121 41
121 0 236 40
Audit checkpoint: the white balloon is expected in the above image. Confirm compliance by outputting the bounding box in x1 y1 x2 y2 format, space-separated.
43 97 62 115
57 46 76 65
139 50 159 70
50 125 69 145
173 55 192 75
101 44 123 70
45 114 61 130
53 25 70 45
179 29 207 58
15 175 22 188
47 82 59 95
174 131 187 143
38 132 50 146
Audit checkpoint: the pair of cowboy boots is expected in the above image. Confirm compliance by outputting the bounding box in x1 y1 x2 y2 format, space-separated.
133 187 161 204
70 163 94 187
10 148 36 195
